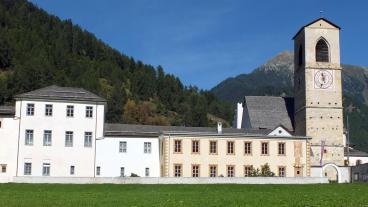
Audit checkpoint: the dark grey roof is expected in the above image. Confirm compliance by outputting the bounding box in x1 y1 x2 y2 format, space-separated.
242 96 294 132
345 147 368 157
0 105 15 116
104 123 245 137
15 85 106 102
293 17 341 39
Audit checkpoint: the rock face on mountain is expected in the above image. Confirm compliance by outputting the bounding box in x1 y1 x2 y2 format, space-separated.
211 51 368 152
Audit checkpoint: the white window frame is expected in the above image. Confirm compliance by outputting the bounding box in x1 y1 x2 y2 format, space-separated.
70 166 75 175
43 130 52 146
145 167 150 177
66 105 74 117
42 163 50 176
65 131 73 147
26 103 34 116
119 141 127 153
25 130 33 146
86 106 93 118
120 167 125 177
96 166 101 176
45 104 53 116
144 142 151 154
84 132 92 147
24 163 32 175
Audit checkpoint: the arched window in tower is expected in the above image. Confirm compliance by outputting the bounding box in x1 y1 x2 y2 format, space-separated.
316 38 329 62
298 45 303 66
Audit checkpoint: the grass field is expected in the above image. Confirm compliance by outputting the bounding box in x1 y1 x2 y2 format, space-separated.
0 183 367 207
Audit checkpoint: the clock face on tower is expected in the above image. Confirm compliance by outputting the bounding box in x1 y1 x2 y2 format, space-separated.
314 70 333 89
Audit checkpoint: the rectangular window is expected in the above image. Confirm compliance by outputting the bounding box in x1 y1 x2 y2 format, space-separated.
174 164 182 177
65 131 73 147
244 165 253 177
86 106 93 118
278 166 286 177
353 173 359 181
174 140 182 153
1 164 7 173
24 163 32 175
144 142 151 154
119 141 127 153
145 168 150 177
120 167 125 177
278 143 286 155
209 141 217 154
0 121 2 128
84 132 92 147
261 142 269 155
45 104 53 116
66 105 74 117
192 165 200 177
42 163 50 176
25 130 34 146
209 165 217 177
244 142 252 155
96 166 101 176
192 140 200 153
26 103 34 116
227 165 235 177
43 130 52 146
227 141 235 154
70 166 75 175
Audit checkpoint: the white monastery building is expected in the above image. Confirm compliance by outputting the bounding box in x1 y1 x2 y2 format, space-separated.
0 18 367 183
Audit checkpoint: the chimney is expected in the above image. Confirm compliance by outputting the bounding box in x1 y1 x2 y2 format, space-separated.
217 122 222 134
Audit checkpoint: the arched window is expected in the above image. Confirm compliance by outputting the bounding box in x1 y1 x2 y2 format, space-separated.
298 45 303 66
316 38 329 62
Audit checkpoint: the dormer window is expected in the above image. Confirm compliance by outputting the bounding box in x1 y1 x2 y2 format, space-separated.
316 38 329 62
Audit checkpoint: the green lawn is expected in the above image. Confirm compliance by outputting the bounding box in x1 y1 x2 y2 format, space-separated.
0 183 367 207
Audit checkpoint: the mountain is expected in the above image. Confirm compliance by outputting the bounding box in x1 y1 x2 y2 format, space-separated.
212 51 368 152
0 0 233 127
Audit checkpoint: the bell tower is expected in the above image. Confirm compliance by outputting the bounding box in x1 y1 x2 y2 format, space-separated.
293 18 344 168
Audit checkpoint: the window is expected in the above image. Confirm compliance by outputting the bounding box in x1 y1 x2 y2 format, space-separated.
192 165 200 177
119 141 127 153
25 130 33 146
298 45 303 66
42 163 50 176
144 142 151 154
174 164 182 177
65 131 73 147
86 106 93 118
145 168 150 177
84 132 92 147
244 142 252 155
24 163 32 175
192 140 200 153
209 141 217 154
244 165 253 177
356 160 362 165
261 142 269 155
209 165 217 177
70 166 75 175
66 105 74 117
120 167 125 177
26 103 34 116
227 165 235 177
227 141 235 154
278 166 286 177
174 140 182 153
0 121 2 128
43 130 52 146
316 38 329 62
45 104 53 116
96 166 101 176
278 143 286 155
1 164 6 173
353 173 359 181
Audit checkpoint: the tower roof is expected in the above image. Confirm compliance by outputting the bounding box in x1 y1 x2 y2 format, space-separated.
293 18 341 40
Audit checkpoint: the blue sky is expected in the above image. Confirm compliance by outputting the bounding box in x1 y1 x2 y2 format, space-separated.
30 0 368 89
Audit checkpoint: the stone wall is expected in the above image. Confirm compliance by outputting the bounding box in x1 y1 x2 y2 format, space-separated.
12 176 329 184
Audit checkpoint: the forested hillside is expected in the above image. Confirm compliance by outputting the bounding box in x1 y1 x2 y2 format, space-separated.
212 51 368 152
0 0 233 127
